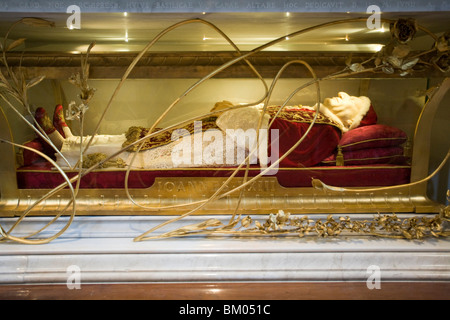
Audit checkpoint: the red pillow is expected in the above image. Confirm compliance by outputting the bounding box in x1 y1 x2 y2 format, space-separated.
22 139 45 166
358 104 378 128
22 137 58 167
269 118 340 167
322 146 407 166
339 124 407 151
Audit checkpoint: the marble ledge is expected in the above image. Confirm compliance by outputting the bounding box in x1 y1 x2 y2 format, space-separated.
0 215 449 254
1 237 450 283
1 235 450 255
0 215 449 284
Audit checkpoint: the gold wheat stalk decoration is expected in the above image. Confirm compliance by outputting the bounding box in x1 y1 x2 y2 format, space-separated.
0 18 73 168
0 139 77 244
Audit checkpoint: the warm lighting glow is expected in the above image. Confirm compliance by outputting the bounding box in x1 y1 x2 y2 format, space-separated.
286 12 290 17
285 36 290 40
125 31 129 42
69 24 74 30
345 34 349 41
371 44 384 52
369 23 387 33
123 12 128 17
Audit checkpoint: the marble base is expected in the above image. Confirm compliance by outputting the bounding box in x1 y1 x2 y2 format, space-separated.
0 215 449 285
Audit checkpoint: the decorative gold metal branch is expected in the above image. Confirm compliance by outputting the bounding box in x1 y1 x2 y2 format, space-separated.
144 211 449 241
138 155 450 241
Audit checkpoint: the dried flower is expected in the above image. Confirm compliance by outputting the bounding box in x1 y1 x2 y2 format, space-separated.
69 41 96 105
390 18 418 44
65 101 89 120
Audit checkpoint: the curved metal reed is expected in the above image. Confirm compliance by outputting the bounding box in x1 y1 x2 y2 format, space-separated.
0 140 77 244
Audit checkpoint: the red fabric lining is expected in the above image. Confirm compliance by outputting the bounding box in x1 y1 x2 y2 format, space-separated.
16 163 411 189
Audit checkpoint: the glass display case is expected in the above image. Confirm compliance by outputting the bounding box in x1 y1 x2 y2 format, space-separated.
0 4 449 243
0 2 450 299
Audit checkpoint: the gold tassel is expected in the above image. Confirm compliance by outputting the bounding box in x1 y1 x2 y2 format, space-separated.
403 138 412 158
336 146 344 166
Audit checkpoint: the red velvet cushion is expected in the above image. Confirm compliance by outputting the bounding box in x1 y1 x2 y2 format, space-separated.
269 118 340 167
339 124 407 151
358 104 378 127
23 139 45 166
322 146 407 166
22 138 57 166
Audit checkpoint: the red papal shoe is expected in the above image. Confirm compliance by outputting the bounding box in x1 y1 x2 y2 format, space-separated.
53 104 68 138
34 107 56 135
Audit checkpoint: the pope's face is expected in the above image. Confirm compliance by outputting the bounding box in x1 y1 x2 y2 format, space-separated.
323 92 366 128
323 92 353 110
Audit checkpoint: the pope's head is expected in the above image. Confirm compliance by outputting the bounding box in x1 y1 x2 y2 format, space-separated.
322 92 372 131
